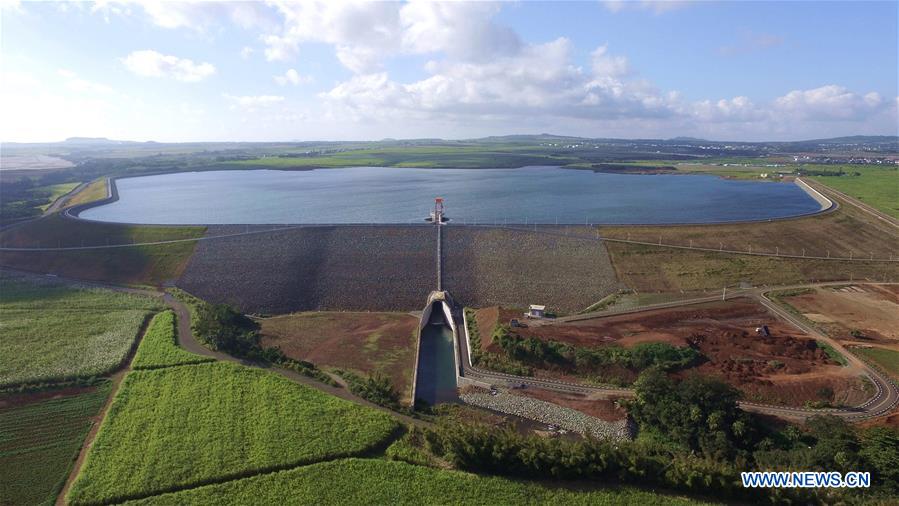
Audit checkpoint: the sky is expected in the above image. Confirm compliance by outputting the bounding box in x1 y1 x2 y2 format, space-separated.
1 0 897 143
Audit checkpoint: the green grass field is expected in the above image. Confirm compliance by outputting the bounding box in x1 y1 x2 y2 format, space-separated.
64 178 107 208
0 274 163 386
0 382 111 506
36 182 80 211
227 144 578 170
67 362 398 505
125 458 717 506
809 166 899 218
131 311 213 370
853 346 899 379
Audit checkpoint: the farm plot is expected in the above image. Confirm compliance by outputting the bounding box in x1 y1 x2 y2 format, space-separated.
0 383 111 506
67 362 398 505
0 273 163 386
474 299 868 407
259 311 418 400
124 458 715 506
131 310 213 370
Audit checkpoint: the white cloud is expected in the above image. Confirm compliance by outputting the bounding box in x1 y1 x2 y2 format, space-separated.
323 39 677 122
774 85 884 120
273 69 310 86
262 0 400 68
262 1 522 72
57 69 113 94
222 93 285 111
121 50 216 82
399 1 520 61
591 44 630 78
240 46 254 59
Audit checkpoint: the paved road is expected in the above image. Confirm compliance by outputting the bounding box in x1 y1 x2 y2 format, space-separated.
453 282 899 422
44 182 89 216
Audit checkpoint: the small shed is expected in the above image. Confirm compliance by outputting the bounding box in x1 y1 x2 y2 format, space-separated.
527 305 546 318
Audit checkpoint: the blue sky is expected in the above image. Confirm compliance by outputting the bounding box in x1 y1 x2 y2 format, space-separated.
1 1 896 142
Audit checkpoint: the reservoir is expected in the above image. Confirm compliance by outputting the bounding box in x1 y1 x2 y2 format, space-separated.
79 166 823 225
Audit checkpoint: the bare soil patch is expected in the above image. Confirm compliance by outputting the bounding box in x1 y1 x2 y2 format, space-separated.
477 299 865 407
783 284 899 348
259 311 419 401
0 385 97 409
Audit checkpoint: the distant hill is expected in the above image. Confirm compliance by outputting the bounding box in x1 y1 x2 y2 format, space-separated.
63 137 142 145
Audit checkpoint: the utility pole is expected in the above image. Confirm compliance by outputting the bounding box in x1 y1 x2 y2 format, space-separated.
722 286 727 301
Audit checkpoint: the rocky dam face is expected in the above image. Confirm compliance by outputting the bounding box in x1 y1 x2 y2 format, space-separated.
177 225 619 314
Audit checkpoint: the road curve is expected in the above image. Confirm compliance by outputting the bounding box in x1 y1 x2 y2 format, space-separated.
453 284 899 422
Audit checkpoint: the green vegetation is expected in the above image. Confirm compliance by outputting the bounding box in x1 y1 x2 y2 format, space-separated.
131 311 213 370
37 182 80 211
67 362 398 505
0 180 81 223
0 381 111 506
0 214 206 286
492 325 701 385
126 458 714 506
399 370 899 503
463 308 533 376
815 340 848 366
853 346 899 379
808 166 899 218
185 296 336 384
333 369 401 410
63 179 107 208
0 274 163 387
226 144 580 170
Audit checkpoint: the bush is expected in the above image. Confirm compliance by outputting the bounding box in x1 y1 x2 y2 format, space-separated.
492 326 701 380
334 370 401 410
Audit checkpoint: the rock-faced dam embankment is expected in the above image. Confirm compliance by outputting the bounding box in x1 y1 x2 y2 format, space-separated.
177 225 619 314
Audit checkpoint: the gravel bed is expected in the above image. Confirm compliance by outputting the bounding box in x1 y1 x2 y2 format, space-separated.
460 389 633 440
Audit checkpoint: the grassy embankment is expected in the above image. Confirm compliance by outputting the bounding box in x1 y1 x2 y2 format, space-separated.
599 192 899 293
131 310 213 370
853 347 899 380
0 382 111 506
0 273 163 387
36 182 80 211
63 178 108 208
67 362 398 505
124 458 715 506
807 165 899 219
0 213 206 286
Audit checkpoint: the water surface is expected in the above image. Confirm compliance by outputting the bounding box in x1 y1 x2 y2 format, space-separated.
79 167 822 224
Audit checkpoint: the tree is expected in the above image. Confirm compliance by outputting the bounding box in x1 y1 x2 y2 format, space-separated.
628 369 756 459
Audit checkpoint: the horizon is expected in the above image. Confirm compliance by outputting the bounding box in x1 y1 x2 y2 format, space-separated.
2 1 897 143
5 132 899 147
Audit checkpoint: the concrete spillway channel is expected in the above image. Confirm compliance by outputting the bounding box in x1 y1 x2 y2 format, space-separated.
410 291 461 407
